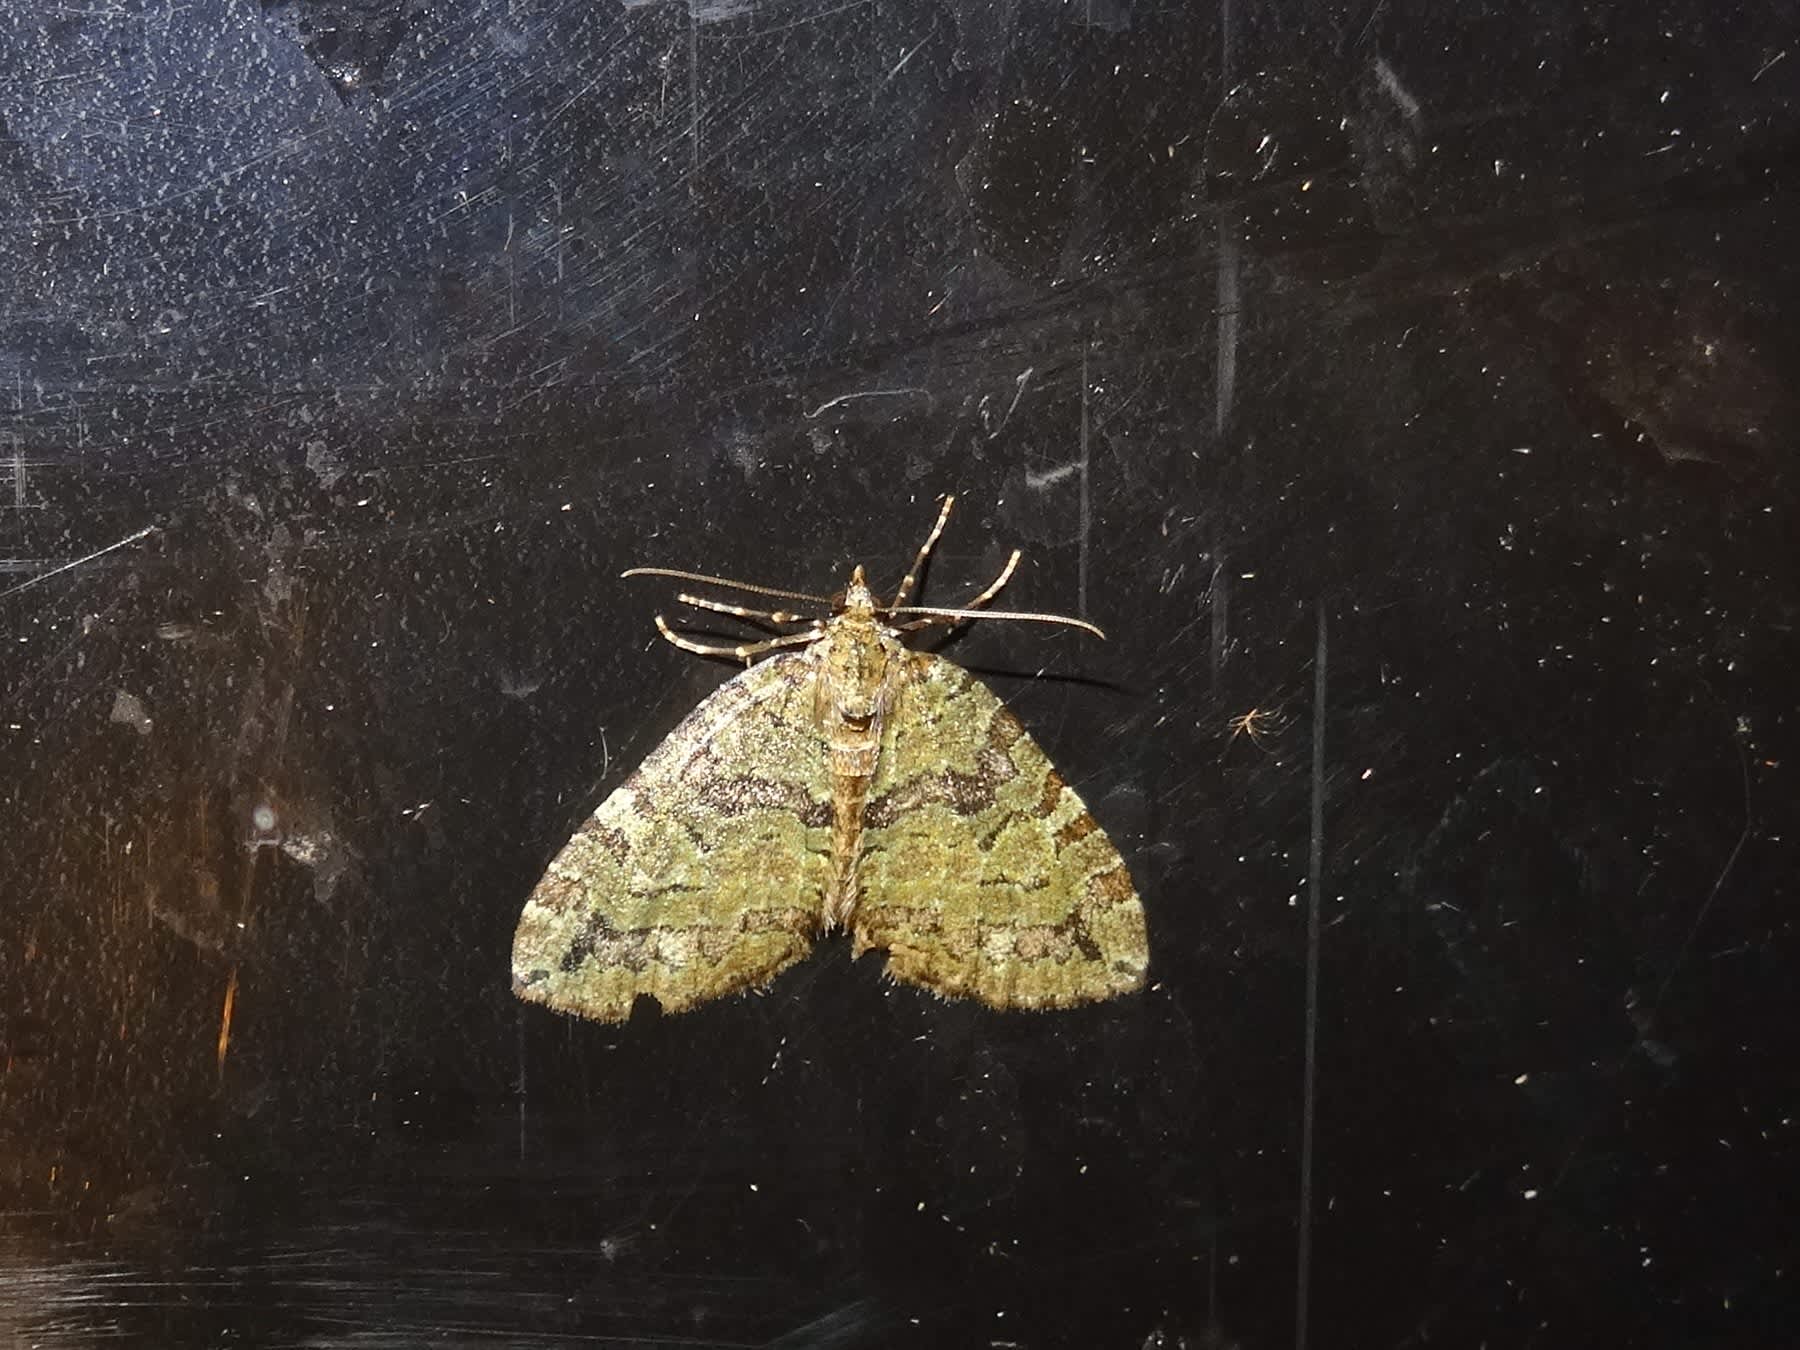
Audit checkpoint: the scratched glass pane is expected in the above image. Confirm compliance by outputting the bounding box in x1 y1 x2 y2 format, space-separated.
1 3 1793 1347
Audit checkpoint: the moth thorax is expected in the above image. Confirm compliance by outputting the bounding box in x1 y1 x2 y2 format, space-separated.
818 622 894 733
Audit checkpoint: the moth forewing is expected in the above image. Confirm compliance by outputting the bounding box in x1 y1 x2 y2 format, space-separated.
510 650 832 1023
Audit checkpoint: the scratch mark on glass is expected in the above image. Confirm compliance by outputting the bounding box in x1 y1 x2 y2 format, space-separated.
884 36 929 86
0 525 157 601
803 387 932 419
1024 463 1080 489
1296 602 1328 1350
981 366 1034 439
688 7 701 198
1078 342 1092 617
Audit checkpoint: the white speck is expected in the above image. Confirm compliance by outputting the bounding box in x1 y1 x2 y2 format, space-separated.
108 689 153 735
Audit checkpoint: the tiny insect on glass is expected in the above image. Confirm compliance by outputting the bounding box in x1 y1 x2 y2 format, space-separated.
511 495 1148 1021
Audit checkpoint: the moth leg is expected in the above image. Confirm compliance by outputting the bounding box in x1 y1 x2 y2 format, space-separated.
894 548 1021 632
889 493 956 609
954 547 1021 611
676 592 812 626
653 615 822 664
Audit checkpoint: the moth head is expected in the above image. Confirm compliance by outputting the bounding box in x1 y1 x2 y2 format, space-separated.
839 564 879 618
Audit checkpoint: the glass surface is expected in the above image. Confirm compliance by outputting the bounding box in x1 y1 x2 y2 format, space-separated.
2 2 1794 1346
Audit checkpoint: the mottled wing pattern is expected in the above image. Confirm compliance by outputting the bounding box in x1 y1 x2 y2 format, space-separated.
512 651 833 1021
852 653 1148 1009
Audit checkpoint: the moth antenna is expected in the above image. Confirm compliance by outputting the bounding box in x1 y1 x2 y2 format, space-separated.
623 567 830 606
889 493 956 609
888 606 1105 640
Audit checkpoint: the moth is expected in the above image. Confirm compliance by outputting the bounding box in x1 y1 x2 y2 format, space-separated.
511 496 1147 1021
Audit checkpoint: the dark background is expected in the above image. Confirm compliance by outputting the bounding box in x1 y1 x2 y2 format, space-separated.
2 1 1796 1346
